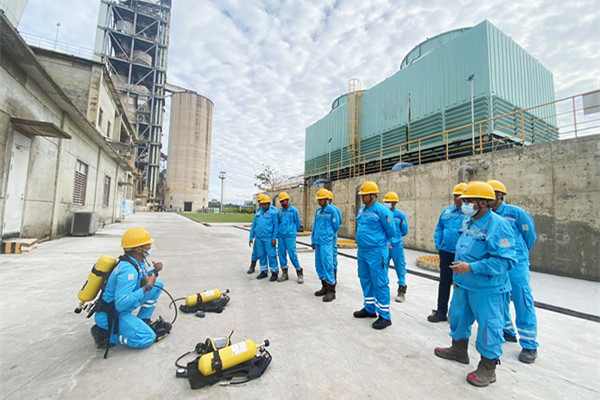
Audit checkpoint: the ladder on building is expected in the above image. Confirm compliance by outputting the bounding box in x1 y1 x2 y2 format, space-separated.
347 78 362 178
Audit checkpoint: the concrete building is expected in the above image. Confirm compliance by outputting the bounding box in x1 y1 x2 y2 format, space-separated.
164 91 213 212
0 12 135 239
305 20 558 181
94 0 172 209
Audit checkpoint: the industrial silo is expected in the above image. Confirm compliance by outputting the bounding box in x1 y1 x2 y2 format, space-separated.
165 91 213 212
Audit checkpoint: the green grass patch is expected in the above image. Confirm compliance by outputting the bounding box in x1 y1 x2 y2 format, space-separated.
179 212 255 223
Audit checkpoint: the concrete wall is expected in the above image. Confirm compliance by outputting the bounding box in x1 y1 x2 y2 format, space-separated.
270 135 600 280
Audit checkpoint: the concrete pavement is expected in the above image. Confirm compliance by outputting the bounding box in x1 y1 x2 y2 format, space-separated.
1 212 599 399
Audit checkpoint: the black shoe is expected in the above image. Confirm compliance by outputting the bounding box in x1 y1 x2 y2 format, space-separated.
353 307 377 318
246 265 256 274
518 348 537 364
269 273 278 282
372 316 392 330
91 324 114 349
504 332 518 343
427 310 448 323
256 271 268 279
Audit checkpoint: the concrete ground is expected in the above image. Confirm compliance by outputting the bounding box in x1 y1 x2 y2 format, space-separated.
1 212 599 400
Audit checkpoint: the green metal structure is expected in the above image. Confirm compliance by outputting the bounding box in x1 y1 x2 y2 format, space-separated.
305 20 558 181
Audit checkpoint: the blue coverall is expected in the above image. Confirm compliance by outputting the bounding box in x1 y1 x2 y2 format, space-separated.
251 204 276 261
450 210 517 360
330 203 342 271
495 202 538 350
433 205 466 314
311 204 340 285
278 204 302 270
95 257 162 348
356 202 396 320
249 206 279 274
388 207 409 286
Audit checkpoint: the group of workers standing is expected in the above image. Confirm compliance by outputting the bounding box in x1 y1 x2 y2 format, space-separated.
249 177 538 388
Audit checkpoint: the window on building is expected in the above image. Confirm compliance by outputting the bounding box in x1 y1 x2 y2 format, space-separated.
107 121 111 138
184 202 192 212
98 108 104 128
73 160 88 205
103 175 111 207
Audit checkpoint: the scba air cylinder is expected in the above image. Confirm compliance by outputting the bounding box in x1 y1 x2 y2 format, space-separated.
185 289 229 307
198 339 269 376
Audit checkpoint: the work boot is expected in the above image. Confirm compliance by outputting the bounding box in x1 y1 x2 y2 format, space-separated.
90 324 114 349
323 283 336 302
334 268 337 282
296 268 304 284
314 280 328 296
427 309 448 323
372 316 392 330
247 259 257 274
269 272 278 282
395 285 407 303
277 268 289 282
518 348 538 364
466 356 498 387
504 331 517 342
353 307 377 318
434 339 470 364
256 271 268 279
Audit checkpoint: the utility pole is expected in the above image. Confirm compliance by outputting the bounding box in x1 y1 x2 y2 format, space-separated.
219 171 226 213
467 73 475 155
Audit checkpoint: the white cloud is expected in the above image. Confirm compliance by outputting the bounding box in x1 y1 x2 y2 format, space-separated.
17 0 600 204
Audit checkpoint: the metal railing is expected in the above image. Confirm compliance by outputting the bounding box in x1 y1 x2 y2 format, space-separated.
20 32 95 60
305 91 600 181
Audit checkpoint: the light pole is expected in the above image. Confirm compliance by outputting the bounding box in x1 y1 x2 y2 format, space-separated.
218 171 226 213
327 138 332 181
467 73 475 155
54 22 61 50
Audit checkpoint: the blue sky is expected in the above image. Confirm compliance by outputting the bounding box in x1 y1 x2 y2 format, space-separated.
17 0 600 204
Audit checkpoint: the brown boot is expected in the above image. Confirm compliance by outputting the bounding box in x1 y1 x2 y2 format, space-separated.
395 285 407 303
296 268 304 284
314 280 327 296
434 339 470 364
466 356 498 387
277 268 289 282
247 259 257 274
323 283 336 302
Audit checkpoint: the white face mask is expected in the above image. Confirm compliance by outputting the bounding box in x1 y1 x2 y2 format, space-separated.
461 202 477 217
143 249 152 258
383 203 392 209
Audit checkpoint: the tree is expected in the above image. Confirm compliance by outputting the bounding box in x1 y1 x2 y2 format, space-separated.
254 164 286 191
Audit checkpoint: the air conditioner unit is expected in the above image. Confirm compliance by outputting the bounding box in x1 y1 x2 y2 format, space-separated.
71 212 99 236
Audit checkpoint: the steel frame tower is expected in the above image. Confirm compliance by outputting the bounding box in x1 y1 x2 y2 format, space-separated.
94 0 171 206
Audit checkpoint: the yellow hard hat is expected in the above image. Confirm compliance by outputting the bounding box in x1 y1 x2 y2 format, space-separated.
459 181 496 200
326 190 334 199
358 181 379 195
383 191 399 202
316 188 330 199
257 194 266 202
259 195 272 204
487 179 507 195
121 227 154 249
453 182 467 195
278 192 290 202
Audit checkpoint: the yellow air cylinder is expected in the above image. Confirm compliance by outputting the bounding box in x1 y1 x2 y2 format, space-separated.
198 339 268 376
75 255 117 313
185 288 229 307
